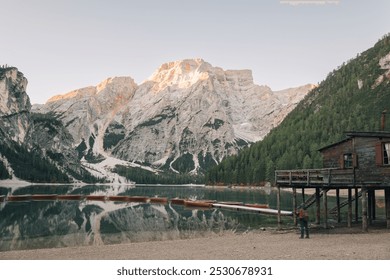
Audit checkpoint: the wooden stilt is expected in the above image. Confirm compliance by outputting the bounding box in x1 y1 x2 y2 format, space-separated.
315 187 320 225
336 188 341 223
348 188 352 228
354 187 359 222
292 187 297 226
372 190 376 221
362 187 368 232
323 188 328 229
385 188 390 229
367 190 372 225
277 185 281 230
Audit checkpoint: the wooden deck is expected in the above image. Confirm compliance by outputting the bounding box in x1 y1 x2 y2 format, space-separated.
275 168 388 188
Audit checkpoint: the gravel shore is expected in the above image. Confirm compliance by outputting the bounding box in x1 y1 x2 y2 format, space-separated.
1 227 389 260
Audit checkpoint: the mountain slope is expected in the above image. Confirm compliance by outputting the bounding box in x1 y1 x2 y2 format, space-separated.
0 67 70 183
206 34 390 185
36 59 313 175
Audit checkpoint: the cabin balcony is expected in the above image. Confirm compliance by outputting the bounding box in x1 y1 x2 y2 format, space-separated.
275 168 358 188
275 168 390 188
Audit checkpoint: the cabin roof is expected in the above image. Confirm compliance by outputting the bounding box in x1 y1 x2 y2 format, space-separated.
318 131 390 152
345 131 390 138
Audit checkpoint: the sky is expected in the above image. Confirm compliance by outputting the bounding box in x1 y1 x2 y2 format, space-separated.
2 0 390 104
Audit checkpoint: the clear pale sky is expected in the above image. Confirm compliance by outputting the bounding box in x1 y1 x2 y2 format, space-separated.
2 0 390 104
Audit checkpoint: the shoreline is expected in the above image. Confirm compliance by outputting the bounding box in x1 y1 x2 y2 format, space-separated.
1 227 389 260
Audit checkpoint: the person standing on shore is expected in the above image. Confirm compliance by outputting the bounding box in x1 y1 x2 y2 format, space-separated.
298 206 309 239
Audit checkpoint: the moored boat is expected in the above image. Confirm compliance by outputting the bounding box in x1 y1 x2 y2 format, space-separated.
86 195 106 201
184 200 214 208
127 196 149 203
170 198 186 205
57 194 84 201
108 195 130 202
150 197 168 204
6 195 32 202
30 194 58 201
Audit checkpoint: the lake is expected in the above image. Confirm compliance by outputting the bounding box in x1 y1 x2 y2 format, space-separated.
0 184 369 252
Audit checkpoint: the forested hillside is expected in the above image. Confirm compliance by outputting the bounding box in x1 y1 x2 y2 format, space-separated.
0 142 70 183
206 34 390 185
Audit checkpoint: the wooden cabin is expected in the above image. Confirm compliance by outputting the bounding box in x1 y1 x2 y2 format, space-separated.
320 131 390 186
275 131 390 231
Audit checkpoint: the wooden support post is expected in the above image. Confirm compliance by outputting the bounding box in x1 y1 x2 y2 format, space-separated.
385 188 390 229
277 185 281 230
354 187 359 222
323 188 328 229
336 189 341 223
367 190 372 225
293 187 297 226
315 187 321 225
348 188 352 228
372 190 376 221
301 187 305 203
362 187 368 232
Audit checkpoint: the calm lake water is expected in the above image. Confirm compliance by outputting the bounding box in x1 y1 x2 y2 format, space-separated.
0 184 379 252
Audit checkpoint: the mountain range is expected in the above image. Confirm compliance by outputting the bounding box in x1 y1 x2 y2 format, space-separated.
0 59 313 183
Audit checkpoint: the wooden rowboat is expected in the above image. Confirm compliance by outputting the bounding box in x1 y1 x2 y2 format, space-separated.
127 196 149 203
108 195 129 202
170 198 186 205
86 195 106 201
150 197 168 204
30 194 58 201
57 194 84 201
184 200 214 208
6 195 32 202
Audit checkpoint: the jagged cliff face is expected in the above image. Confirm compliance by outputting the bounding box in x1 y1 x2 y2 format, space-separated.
112 60 314 172
36 59 314 173
36 77 138 153
0 68 31 143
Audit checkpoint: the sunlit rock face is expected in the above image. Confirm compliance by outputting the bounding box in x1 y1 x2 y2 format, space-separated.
35 59 314 173
0 67 31 143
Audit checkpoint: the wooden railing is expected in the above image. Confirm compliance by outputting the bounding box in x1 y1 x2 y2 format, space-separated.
275 168 355 187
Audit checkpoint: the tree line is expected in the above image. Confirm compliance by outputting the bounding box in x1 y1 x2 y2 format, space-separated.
0 143 70 183
206 34 390 185
114 165 205 185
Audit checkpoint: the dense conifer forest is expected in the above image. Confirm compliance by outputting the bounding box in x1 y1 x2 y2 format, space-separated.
206 34 390 185
0 143 70 183
114 165 205 185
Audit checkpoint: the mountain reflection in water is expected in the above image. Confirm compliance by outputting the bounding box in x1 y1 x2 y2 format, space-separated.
0 184 292 252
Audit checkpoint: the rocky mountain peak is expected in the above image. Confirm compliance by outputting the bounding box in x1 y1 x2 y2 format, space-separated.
47 76 137 103
0 67 31 143
31 59 313 175
0 67 30 115
147 58 255 94
147 58 212 91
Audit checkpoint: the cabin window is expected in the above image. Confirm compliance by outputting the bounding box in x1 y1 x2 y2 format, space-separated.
384 143 390 165
343 153 353 168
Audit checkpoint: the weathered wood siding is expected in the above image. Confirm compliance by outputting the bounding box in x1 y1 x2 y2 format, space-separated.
354 136 390 185
321 136 390 186
321 139 353 168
